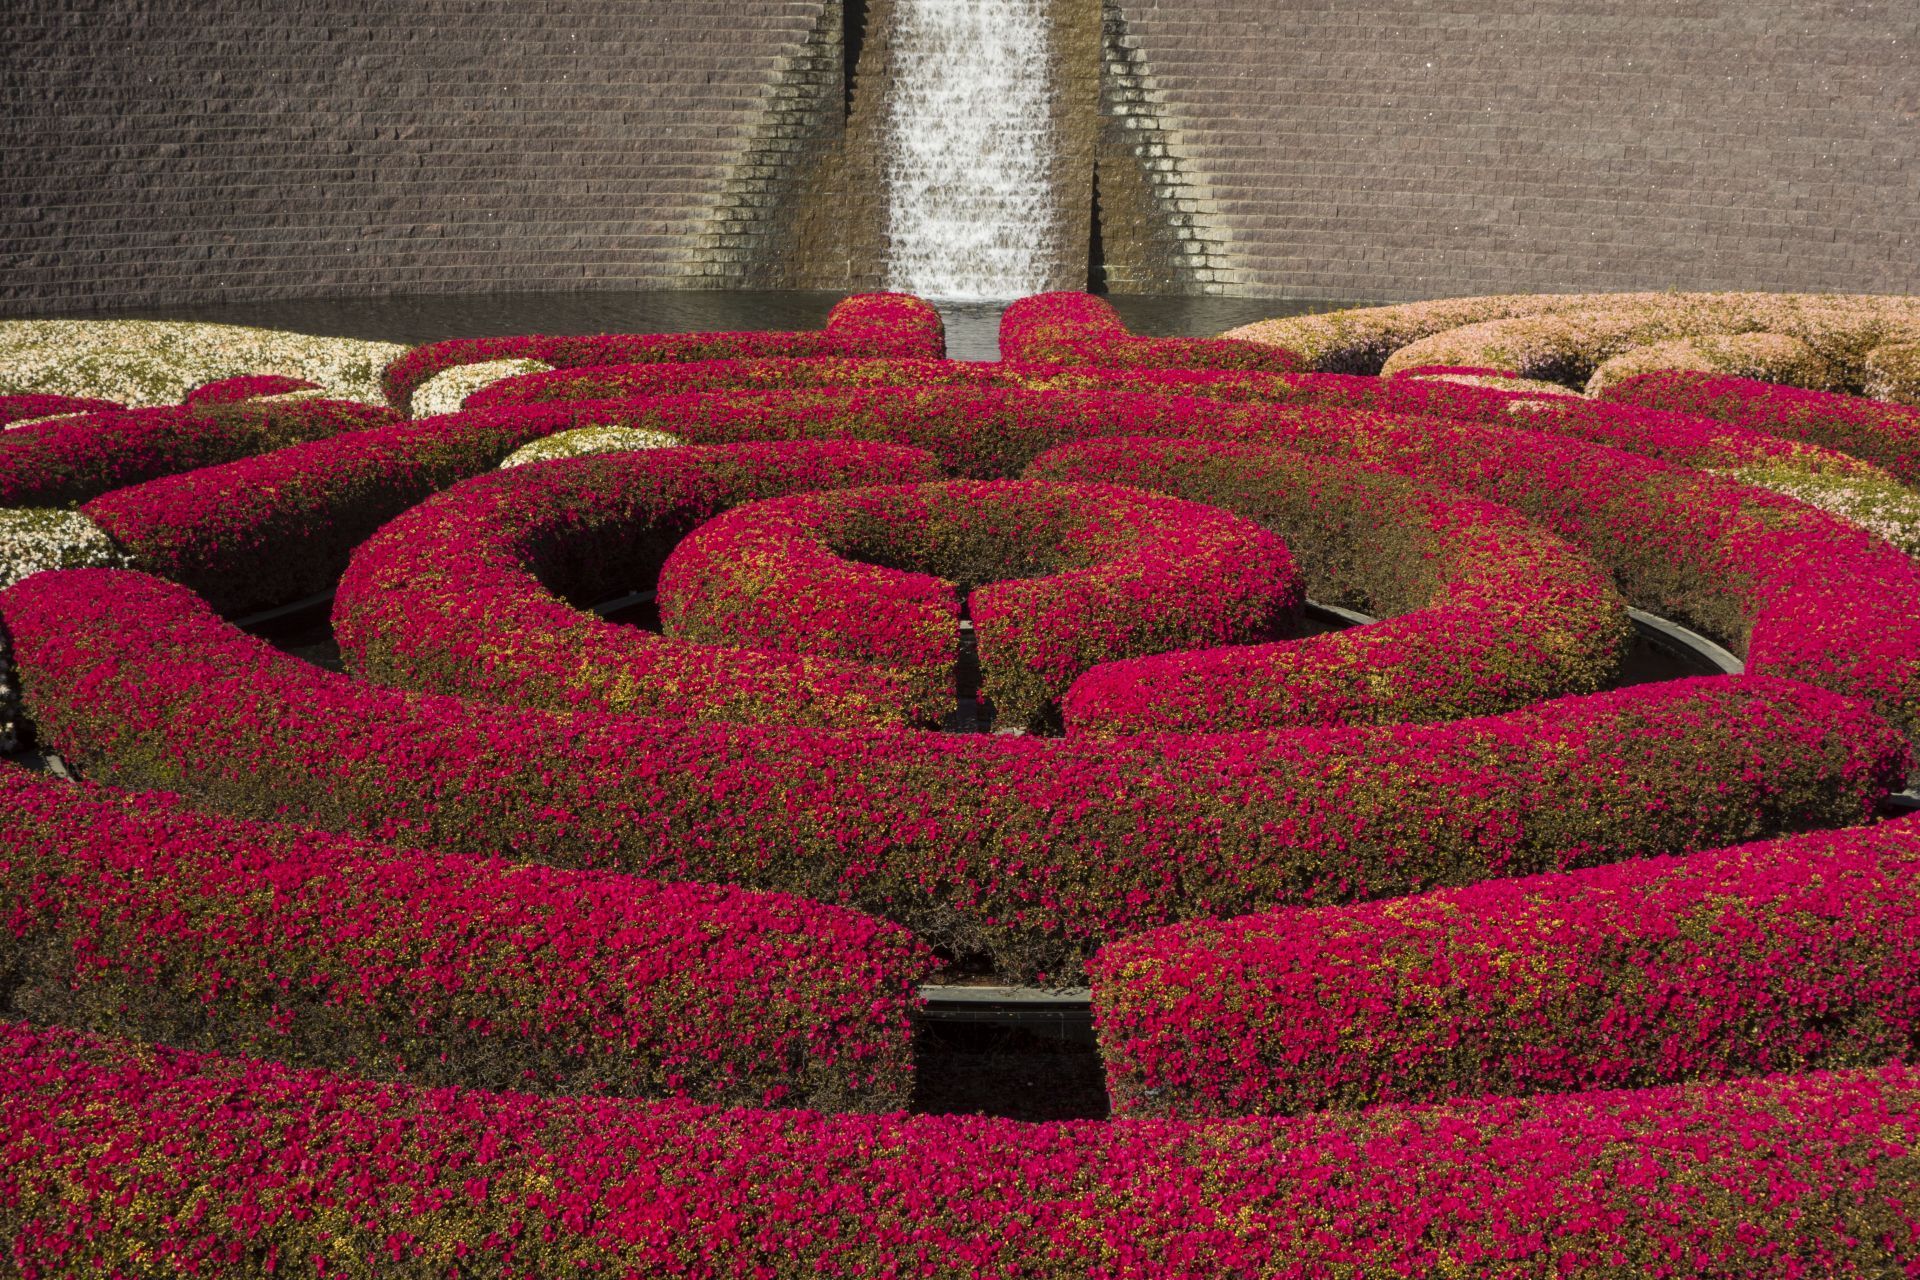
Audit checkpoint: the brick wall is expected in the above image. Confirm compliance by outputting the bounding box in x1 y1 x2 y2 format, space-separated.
1109 0 1920 299
7 0 1915 310
1 0 831 314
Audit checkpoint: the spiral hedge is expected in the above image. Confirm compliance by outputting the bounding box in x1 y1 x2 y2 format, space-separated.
657 478 1299 729
6 291 1920 1274
335 440 943 729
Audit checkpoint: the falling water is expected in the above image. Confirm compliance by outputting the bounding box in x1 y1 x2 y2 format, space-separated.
882 0 1058 301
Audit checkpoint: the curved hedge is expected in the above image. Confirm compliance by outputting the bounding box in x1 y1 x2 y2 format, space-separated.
80 405 602 615
183 373 323 405
998 292 1302 371
1597 370 1920 485
334 442 942 729
7 570 1900 981
0 764 929 1111
0 397 398 509
380 293 946 413
1093 814 1920 1119
7 1020 1919 1277
1029 437 1628 735
659 479 1298 729
0 392 122 426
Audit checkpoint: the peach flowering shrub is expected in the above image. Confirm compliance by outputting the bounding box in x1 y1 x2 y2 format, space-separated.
658 479 1300 729
1093 814 1920 1119
333 442 943 728
1864 340 1920 403
379 292 946 413
1225 291 1920 383
998 291 1302 371
1 568 1902 982
0 763 930 1110
6 1020 1920 1277
1028 437 1628 735
0 396 397 509
1584 332 1842 396
1596 370 1920 485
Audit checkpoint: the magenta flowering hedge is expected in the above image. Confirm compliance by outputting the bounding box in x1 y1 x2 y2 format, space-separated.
7 1020 1920 1277
0 763 930 1110
80 404 603 614
998 291 1302 372
0 392 123 426
2 568 1903 981
659 478 1299 729
1029 437 1629 735
463 354 996 407
431 385 1920 742
380 292 945 412
1093 814 1920 1119
1597 369 1920 484
184 373 322 405
0 397 398 509
334 441 942 729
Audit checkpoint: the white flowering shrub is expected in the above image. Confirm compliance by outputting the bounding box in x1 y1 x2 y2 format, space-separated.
409 360 552 419
498 426 682 469
0 321 404 407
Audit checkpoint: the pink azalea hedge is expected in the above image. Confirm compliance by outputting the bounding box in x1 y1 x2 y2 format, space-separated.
81 405 600 614
379 293 945 413
998 292 1302 372
1093 813 1920 1118
1 568 1901 981
0 763 929 1110
0 397 397 509
0 392 123 426
5 1020 1918 1276
1597 369 1920 483
659 478 1299 729
334 441 941 728
1028 437 1629 734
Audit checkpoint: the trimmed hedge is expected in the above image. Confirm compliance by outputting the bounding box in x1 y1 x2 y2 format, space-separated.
0 392 122 426
0 397 398 509
184 374 322 405
998 292 1302 371
1597 370 1920 485
81 405 604 615
6 1020 1920 1277
1028 437 1628 735
334 442 942 729
0 764 930 1110
1094 813 1920 1119
659 478 1299 729
379 293 946 413
2 568 1903 982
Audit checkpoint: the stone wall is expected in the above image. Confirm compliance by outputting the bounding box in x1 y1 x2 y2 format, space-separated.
1 0 832 314
1108 0 1920 300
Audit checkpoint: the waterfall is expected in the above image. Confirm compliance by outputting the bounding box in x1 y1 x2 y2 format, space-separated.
881 0 1057 301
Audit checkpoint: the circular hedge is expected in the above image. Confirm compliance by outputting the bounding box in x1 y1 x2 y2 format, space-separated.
5 293 1920 1276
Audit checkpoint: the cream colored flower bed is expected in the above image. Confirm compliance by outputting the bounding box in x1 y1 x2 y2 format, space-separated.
410 359 552 419
0 320 404 407
498 426 682 469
